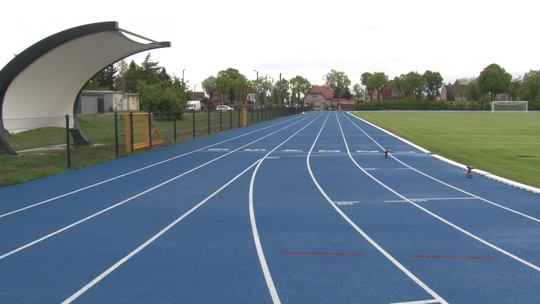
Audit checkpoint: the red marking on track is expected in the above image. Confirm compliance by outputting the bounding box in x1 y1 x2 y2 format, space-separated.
281 251 363 257
410 255 494 260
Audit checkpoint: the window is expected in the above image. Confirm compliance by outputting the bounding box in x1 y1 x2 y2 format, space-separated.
312 94 318 98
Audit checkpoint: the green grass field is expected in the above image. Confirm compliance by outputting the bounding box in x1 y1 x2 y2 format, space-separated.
353 112 540 189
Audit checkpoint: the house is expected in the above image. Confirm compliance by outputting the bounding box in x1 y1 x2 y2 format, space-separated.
303 86 334 110
379 80 414 100
335 99 356 111
190 91 206 100
78 90 139 114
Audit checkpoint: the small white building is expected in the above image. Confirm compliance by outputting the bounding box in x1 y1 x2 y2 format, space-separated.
78 90 139 114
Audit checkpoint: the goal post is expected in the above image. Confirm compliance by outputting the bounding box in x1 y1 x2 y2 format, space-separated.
490 101 528 113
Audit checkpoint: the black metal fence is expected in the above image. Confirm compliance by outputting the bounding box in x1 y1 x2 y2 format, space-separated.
1 106 310 184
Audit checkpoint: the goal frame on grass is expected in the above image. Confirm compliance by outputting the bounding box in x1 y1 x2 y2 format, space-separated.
490 100 528 113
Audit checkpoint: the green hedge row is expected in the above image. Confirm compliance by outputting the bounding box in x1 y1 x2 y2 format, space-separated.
355 99 540 111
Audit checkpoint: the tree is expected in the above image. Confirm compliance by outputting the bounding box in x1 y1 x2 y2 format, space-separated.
201 75 217 99
361 72 379 101
289 75 311 105
274 77 290 105
352 83 363 102
216 68 241 104
366 72 388 100
523 69 540 102
393 75 406 99
422 70 443 100
478 63 512 107
508 76 524 101
83 64 117 91
324 69 351 108
402 71 423 99
137 76 188 113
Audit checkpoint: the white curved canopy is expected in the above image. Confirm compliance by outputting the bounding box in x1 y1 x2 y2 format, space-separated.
0 22 170 154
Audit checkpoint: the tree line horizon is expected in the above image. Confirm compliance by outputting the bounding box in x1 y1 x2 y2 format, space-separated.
84 55 540 112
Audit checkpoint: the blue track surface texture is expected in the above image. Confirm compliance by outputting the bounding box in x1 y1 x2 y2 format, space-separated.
1 111 539 304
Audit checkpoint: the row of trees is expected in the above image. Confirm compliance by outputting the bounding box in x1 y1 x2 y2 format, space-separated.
201 68 315 106
358 70 444 101
85 54 540 112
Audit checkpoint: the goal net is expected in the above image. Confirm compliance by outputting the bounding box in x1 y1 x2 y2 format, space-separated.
490 101 528 113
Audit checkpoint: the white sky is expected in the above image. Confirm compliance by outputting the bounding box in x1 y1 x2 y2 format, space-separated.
1 0 537 93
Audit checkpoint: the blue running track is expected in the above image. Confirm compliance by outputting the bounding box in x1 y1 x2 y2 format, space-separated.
1 111 540 304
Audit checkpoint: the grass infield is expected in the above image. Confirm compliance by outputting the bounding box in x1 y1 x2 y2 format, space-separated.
352 111 540 189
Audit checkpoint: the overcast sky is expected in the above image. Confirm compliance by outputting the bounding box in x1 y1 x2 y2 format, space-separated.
1 0 537 93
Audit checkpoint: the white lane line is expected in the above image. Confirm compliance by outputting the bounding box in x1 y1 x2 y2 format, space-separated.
0 114 320 261
248 113 322 304
0 115 309 219
343 113 540 224
61 160 262 304
338 114 540 273
307 113 448 304
391 300 440 304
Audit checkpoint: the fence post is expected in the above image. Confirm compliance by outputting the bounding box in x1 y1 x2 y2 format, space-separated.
173 111 177 142
114 113 119 159
191 110 195 138
148 112 153 148
130 112 134 153
207 108 211 134
219 111 223 132
65 115 71 168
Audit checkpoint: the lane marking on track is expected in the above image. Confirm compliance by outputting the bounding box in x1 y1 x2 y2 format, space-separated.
61 160 262 304
244 149 266 152
249 114 322 304
0 114 323 261
391 300 441 304
307 113 448 304
208 148 230 151
0 115 312 219
333 197 478 205
338 113 540 274
281 251 363 257
345 113 540 224
318 149 341 153
281 149 303 152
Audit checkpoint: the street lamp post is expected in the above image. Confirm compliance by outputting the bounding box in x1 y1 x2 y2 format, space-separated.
253 69 258 106
182 69 185 82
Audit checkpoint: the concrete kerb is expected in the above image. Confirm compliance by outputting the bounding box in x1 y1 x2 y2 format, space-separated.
348 112 540 195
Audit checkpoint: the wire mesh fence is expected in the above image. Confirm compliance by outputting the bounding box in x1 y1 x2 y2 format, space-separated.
0 106 310 187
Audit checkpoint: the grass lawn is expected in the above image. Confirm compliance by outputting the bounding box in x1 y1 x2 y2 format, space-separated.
352 111 540 189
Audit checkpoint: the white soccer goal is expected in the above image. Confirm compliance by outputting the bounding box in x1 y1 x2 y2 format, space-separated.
490 101 528 113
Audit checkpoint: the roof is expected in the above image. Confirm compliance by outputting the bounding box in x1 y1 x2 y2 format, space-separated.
191 91 205 99
308 86 334 100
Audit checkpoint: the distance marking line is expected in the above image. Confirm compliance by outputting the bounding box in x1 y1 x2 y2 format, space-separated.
410 255 494 260
0 114 312 219
249 114 322 304
344 113 540 224
61 159 262 304
0 114 322 261
391 300 441 304
307 113 448 304
337 113 540 273
281 251 363 257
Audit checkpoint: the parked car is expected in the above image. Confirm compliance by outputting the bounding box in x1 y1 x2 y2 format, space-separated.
216 105 234 112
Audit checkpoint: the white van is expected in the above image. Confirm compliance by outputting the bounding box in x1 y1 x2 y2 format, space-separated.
187 100 201 112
